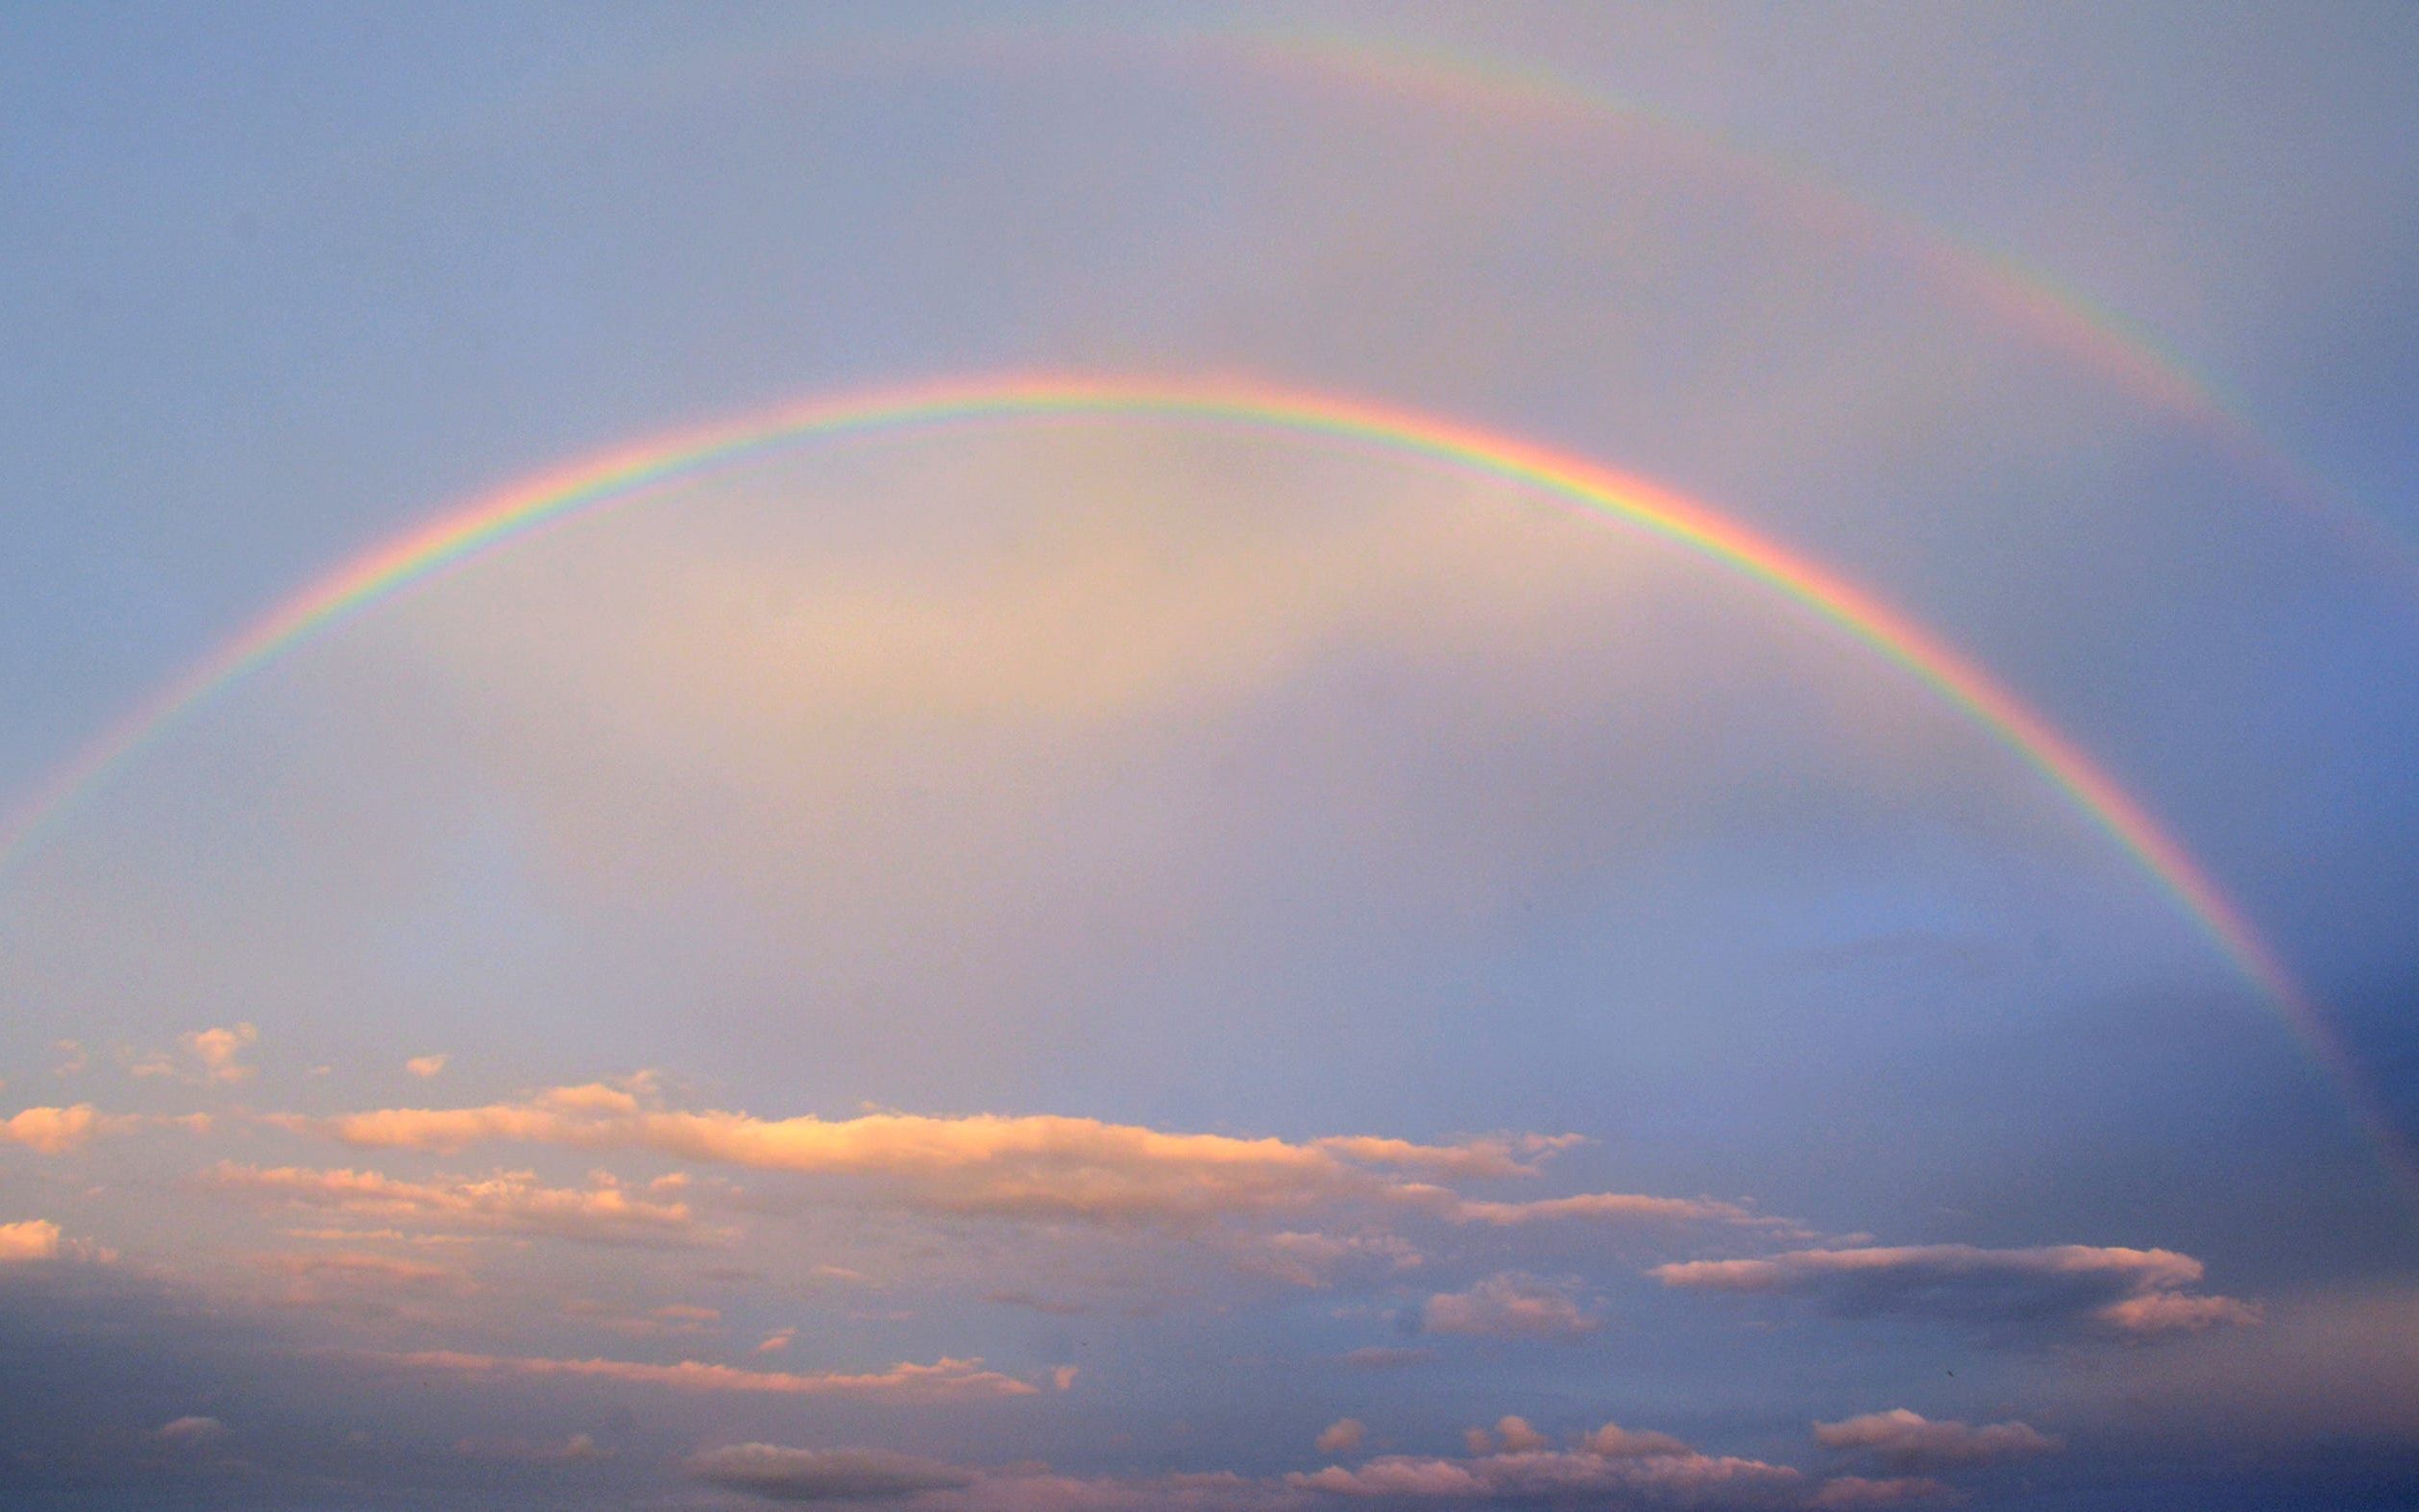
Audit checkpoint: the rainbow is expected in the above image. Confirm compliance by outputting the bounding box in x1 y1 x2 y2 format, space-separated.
531 19 2413 591
0 375 2401 1183
1210 24 2419 590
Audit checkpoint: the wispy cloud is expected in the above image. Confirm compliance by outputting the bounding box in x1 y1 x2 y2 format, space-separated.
206 1162 720 1247
287 1083 1792 1243
1423 1273 1600 1340
388 1350 1042 1399
1657 1244 2260 1337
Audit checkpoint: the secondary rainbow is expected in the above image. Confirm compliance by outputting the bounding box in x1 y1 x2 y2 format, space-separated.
0 374 2398 1183
1208 24 2419 592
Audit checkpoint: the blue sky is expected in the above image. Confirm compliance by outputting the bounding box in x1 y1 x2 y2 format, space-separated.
3 4 2417 1508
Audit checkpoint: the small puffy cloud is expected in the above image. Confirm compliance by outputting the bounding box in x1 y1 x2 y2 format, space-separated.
1051 1365 1079 1392
1466 1417 1550 1454
1655 1243 2258 1337
0 1219 62 1261
134 1024 257 1085
404 1055 450 1079
1580 1423 1693 1459
757 1327 798 1354
1315 1418 1366 1454
389 1350 1041 1399
1813 1408 2059 1471
206 1162 717 1247
687 1445 982 1501
50 1040 86 1077
1423 1273 1600 1340
0 1218 110 1264
156 1416 227 1448
2 1104 111 1155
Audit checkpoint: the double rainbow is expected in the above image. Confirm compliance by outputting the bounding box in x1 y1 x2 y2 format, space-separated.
1 375 2397 1183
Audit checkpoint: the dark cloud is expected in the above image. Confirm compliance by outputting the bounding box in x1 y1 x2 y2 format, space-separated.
1656 1244 2259 1338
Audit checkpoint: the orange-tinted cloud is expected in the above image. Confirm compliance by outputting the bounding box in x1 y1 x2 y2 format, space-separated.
206 1162 717 1247
1 1104 118 1154
0 1218 63 1261
389 1349 1040 1398
132 1023 257 1085
1812 1408 2060 1470
1316 1419 1366 1454
297 1085 1788 1241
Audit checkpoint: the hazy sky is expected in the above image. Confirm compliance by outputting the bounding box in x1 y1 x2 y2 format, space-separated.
4 4 2417 1508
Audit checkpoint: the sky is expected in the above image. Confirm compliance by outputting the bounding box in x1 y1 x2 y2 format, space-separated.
3 3 2417 1507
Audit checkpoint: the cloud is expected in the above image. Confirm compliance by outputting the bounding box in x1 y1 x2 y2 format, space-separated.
391 1349 1038 1398
265 1249 466 1291
205 1162 717 1247
1423 1274 1600 1339
1 1105 117 1155
1807 1476 1957 1507
1290 1427 1804 1505
1655 1244 2259 1337
0 1104 208 1155
132 1023 257 1085
155 1415 227 1448
1813 1409 2059 1470
757 1327 798 1353
1466 1417 1551 1454
404 1054 450 1078
1316 1419 1366 1454
291 1085 1777 1244
690 1445 981 1502
1338 1346 1438 1369
1452 1192 1800 1232
687 1449 1295 1508
0 1218 110 1264
1581 1424 1694 1459
1234 1231 1424 1288
682 1427 1812 1510
452 1430 610 1462
0 1219 62 1261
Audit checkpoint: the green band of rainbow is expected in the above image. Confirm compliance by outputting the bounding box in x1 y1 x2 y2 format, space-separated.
3 374 2400 1186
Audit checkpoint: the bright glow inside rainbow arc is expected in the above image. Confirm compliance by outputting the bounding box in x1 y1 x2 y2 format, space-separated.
1 374 2400 1184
